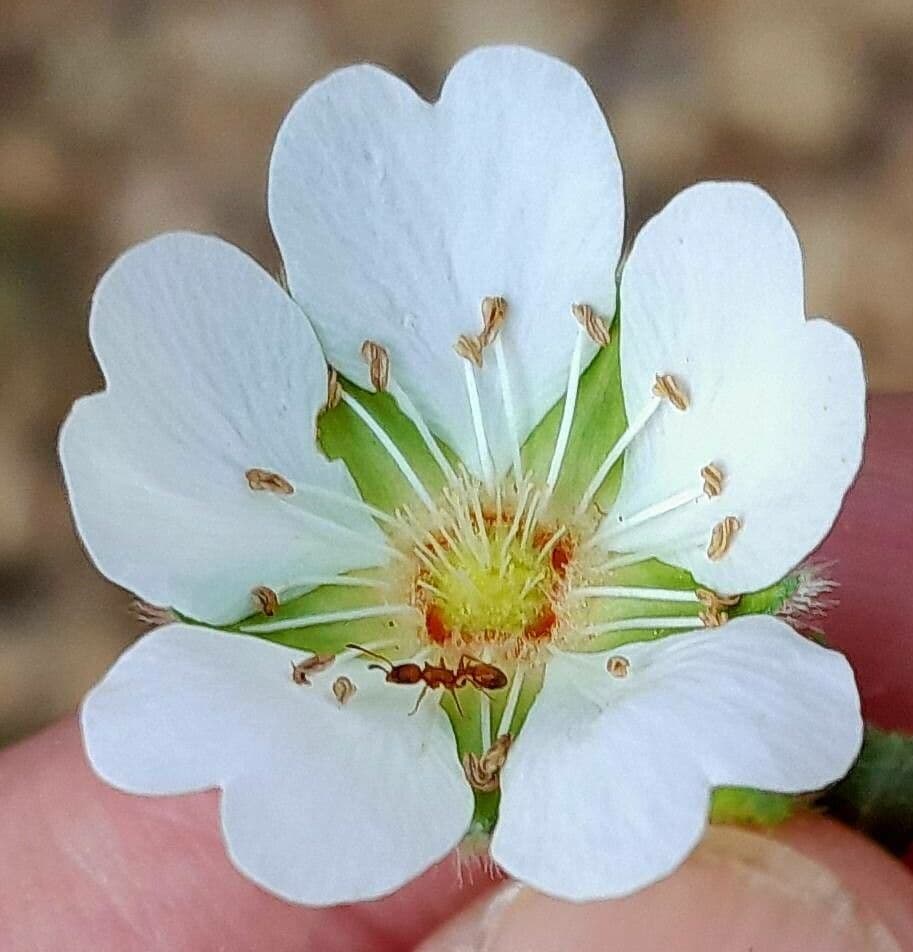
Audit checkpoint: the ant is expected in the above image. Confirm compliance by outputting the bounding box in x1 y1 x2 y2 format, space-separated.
345 644 508 715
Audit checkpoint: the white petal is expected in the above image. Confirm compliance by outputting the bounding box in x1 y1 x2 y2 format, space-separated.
82 625 474 905
610 182 864 593
60 233 386 624
269 46 624 477
492 615 861 901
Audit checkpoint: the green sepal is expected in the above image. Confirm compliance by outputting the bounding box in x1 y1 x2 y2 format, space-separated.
442 665 546 837
521 329 626 513
710 787 798 826
819 726 913 856
224 570 404 655
317 379 450 513
732 573 800 621
577 562 806 652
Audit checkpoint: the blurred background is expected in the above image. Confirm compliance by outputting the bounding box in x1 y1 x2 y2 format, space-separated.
1 0 912 747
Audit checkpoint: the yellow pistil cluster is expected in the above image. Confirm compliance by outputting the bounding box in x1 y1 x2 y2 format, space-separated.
430 521 551 636
399 477 571 661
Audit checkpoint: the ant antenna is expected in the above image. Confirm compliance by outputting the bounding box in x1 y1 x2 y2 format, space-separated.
345 643 392 670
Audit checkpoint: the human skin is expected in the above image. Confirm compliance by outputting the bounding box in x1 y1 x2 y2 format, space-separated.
0 395 911 951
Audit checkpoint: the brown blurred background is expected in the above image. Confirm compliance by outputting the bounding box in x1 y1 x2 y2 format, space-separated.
1 0 912 747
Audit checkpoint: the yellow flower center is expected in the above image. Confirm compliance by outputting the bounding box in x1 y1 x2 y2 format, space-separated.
400 479 573 661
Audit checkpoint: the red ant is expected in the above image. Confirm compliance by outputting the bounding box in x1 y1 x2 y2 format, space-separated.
345 644 508 715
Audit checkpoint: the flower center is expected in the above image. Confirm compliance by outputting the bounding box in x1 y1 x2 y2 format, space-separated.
399 478 572 660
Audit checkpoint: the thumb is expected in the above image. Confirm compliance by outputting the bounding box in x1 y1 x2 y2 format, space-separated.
418 817 913 952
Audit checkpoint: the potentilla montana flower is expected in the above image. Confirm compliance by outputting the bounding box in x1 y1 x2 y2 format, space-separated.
60 47 866 905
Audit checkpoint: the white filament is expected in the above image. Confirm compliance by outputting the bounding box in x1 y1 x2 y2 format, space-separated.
389 378 459 485
497 668 525 737
480 692 492 752
240 603 417 635
545 325 586 494
576 394 663 515
570 585 700 602
493 337 523 478
594 486 703 546
582 615 703 637
341 390 435 509
462 360 496 493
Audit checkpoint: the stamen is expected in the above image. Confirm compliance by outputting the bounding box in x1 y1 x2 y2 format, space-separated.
362 338 460 489
701 463 724 498
576 393 663 515
462 734 511 792
244 469 404 561
415 578 444 597
590 528 712 573
519 488 543 549
535 526 568 566
458 353 496 492
493 339 523 478
440 522 479 568
496 669 525 737
699 609 727 629
707 516 742 560
250 575 389 618
388 380 459 485
360 340 390 392
251 585 279 616
246 468 294 495
582 616 703 636
572 303 612 347
594 486 701 546
480 691 492 752
285 483 398 527
479 296 507 347
606 655 630 678
284 502 407 564
571 585 699 602
340 389 435 509
281 574 391 595
652 373 689 411
476 297 523 477
466 481 492 566
240 603 417 635
413 544 442 576
291 653 334 685
454 334 484 368
519 569 546 601
593 459 727 548
545 321 586 493
500 482 532 564
696 587 740 627
423 526 459 571
590 550 655 572
326 367 342 410
332 676 357 705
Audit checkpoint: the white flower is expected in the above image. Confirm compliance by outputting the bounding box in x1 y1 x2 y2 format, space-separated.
61 47 865 905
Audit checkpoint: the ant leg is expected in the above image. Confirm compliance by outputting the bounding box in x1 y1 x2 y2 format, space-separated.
408 685 429 716
449 686 465 717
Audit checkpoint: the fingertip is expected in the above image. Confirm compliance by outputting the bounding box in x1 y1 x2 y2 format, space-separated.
418 818 913 951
